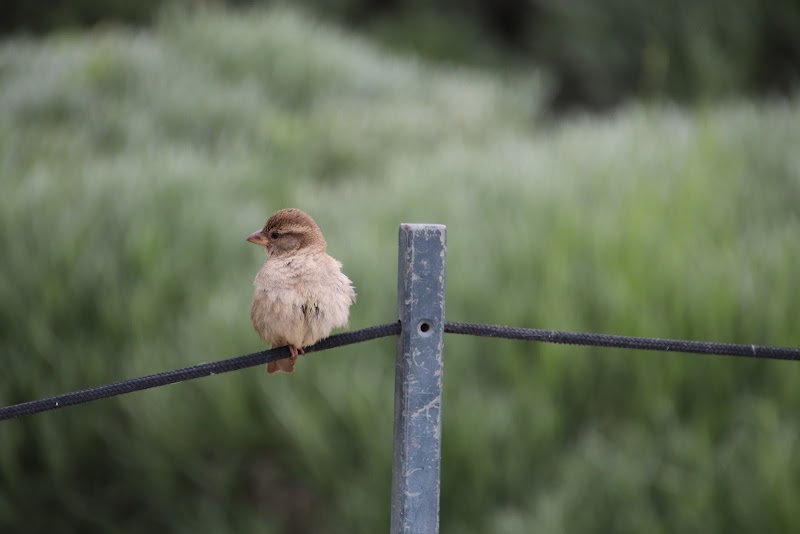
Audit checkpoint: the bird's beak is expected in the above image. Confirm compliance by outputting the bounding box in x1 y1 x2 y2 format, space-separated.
246 229 269 246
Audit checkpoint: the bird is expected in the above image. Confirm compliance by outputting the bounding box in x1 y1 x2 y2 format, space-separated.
247 208 356 373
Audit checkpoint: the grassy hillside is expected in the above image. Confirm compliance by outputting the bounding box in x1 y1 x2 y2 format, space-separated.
1 6 799 533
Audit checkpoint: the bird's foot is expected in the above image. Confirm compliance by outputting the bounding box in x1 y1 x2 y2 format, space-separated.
267 344 299 374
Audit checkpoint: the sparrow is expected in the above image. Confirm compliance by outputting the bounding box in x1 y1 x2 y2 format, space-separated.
247 208 356 373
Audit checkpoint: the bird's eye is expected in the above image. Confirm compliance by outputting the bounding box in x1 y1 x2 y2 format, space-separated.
270 231 280 239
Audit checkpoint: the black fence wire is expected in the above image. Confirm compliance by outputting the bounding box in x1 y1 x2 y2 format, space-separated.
2 320 799 422
444 322 800 360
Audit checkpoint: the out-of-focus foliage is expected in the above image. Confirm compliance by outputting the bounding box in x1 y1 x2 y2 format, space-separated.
2 0 164 33
2 0 798 110
530 0 800 109
1 7 799 534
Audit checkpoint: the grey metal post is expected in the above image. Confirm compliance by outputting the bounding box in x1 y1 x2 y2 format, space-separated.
391 224 446 534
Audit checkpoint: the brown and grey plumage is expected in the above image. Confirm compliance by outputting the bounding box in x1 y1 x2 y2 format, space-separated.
247 208 356 373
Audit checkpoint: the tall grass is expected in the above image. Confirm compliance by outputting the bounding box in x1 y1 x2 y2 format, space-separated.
1 7 799 533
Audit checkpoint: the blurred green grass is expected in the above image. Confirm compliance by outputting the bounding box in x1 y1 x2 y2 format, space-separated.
1 6 799 533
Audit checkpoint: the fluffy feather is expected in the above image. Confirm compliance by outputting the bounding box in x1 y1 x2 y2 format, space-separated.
248 209 356 373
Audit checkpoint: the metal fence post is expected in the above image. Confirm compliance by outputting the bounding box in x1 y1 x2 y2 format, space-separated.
391 224 446 534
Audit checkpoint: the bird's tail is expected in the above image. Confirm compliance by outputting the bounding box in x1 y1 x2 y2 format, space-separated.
266 359 295 373
266 345 296 374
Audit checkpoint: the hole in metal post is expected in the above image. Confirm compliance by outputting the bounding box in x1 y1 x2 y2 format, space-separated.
418 320 432 336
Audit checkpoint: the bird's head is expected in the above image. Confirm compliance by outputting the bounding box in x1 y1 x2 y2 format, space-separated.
247 208 327 257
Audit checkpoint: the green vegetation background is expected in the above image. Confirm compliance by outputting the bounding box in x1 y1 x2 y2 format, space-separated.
5 0 800 110
1 6 799 533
